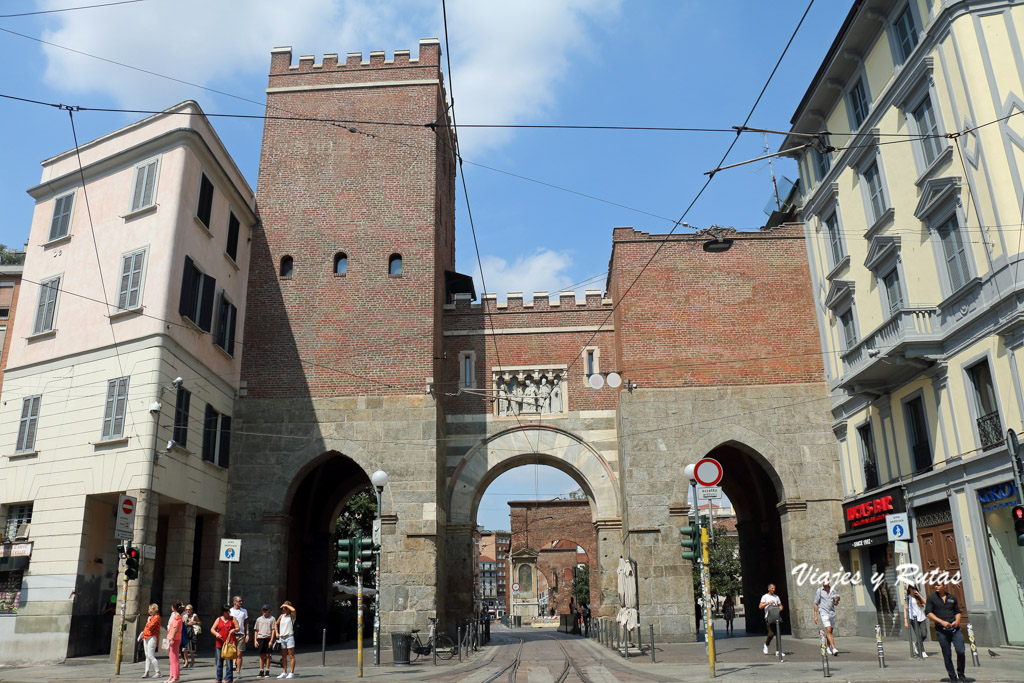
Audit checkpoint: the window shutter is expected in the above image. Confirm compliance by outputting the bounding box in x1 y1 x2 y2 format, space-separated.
197 175 214 227
49 194 73 241
218 415 232 468
179 256 195 318
215 294 228 349
226 213 240 261
25 396 40 451
16 399 31 451
128 251 145 309
132 160 158 212
34 282 49 334
202 404 218 462
226 303 237 357
102 380 118 438
198 273 216 332
113 378 129 438
34 278 59 334
117 255 133 310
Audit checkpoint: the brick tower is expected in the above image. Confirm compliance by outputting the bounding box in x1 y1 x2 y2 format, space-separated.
229 40 460 638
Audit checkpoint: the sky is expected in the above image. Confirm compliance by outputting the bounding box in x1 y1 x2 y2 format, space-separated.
0 0 850 531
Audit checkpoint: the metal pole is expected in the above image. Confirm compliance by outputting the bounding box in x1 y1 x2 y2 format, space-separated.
374 485 383 667
322 628 326 667
875 624 885 668
227 562 232 607
357 573 364 677
701 526 716 677
967 623 980 667
650 624 655 663
457 626 462 663
820 628 831 677
114 563 129 675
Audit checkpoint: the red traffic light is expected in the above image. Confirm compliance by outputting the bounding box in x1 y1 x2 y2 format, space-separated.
1013 505 1024 521
126 547 140 559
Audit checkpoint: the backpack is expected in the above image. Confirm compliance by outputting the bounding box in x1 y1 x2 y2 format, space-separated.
766 604 782 624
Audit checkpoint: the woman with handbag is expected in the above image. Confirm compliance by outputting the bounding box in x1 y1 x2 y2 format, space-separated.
138 603 161 679
210 604 239 683
183 605 200 668
165 601 183 683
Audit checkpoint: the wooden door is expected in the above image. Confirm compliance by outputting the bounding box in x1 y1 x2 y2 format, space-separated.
918 522 968 626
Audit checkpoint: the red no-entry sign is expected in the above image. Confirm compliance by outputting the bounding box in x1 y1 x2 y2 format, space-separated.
694 458 724 487
122 498 134 516
116 494 137 541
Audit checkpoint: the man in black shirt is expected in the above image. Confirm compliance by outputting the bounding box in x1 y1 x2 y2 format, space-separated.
925 583 965 682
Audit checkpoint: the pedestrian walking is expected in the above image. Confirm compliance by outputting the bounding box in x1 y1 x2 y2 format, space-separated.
211 605 239 682
926 583 965 682
273 601 297 679
165 601 183 683
230 596 251 677
904 584 929 658
581 603 591 637
759 583 784 657
722 596 735 637
138 603 161 679
253 604 276 678
813 578 840 656
183 605 200 669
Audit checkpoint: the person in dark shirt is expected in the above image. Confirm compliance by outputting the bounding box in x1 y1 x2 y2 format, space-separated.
925 583 965 682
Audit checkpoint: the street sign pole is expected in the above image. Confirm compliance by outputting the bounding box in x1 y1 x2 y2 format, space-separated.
357 572 364 678
701 525 716 678
220 539 241 605
114 540 129 675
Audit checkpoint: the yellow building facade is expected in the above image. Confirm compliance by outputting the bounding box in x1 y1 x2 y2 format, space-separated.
785 0 1024 645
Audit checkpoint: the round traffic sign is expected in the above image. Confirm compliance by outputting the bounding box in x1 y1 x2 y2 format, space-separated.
121 498 135 515
694 458 723 487
225 548 236 559
511 582 520 592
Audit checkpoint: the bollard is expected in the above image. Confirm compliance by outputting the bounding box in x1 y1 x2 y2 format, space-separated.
433 632 437 667
458 626 462 663
322 628 327 667
637 623 642 658
819 629 831 678
875 624 886 668
967 623 980 667
650 624 655 663
614 621 619 654
776 621 783 663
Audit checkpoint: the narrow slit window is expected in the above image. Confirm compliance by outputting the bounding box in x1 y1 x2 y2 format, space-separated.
280 255 294 279
388 254 402 276
334 252 348 275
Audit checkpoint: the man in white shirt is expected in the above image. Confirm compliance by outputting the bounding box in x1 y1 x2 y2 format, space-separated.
230 595 251 676
759 583 784 656
813 578 840 655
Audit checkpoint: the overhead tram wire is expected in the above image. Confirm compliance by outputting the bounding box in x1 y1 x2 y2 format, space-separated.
557 0 817 381
0 0 151 18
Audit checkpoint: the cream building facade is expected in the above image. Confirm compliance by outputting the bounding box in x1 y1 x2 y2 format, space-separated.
785 0 1024 645
0 102 255 663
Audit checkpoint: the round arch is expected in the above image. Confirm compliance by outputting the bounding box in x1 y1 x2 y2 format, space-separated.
447 425 621 525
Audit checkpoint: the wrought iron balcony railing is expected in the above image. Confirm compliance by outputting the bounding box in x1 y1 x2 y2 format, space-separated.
978 411 1003 451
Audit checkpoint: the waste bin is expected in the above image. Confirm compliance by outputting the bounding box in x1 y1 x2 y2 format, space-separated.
391 632 412 665
513 615 522 628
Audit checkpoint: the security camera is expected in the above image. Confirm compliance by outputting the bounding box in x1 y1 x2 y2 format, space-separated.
166 440 174 452
171 377 183 388
148 401 162 414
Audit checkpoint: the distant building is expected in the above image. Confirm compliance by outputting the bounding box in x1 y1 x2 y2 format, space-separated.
0 101 256 664
477 530 509 615
0 252 25 398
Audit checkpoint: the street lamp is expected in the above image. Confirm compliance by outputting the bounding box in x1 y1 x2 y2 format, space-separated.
370 470 388 666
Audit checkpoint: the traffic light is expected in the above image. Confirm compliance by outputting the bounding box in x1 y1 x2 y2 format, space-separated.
124 547 140 581
357 537 377 572
337 537 355 573
680 525 700 562
1012 505 1024 547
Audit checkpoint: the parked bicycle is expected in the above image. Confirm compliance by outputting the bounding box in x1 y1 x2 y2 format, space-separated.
411 617 455 661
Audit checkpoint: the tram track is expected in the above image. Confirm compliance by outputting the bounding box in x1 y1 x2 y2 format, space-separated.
482 636 524 683
551 636 594 683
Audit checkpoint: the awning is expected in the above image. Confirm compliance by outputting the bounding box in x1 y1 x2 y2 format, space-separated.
0 555 30 571
836 526 889 553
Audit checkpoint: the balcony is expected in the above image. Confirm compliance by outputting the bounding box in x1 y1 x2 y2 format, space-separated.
978 411 1003 451
839 306 940 393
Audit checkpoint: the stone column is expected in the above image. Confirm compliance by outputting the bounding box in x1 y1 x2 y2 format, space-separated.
594 519 624 620
778 498 844 639
162 504 196 608
109 487 159 661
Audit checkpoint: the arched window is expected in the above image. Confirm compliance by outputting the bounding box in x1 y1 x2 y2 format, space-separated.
280 255 293 278
334 252 348 275
388 253 403 276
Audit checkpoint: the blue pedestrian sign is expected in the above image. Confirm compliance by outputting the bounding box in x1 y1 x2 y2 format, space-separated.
220 538 241 563
886 513 910 542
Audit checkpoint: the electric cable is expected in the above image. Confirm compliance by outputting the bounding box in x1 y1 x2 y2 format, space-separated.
0 0 150 18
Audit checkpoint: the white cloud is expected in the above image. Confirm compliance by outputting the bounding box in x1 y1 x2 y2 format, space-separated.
36 0 620 154
474 248 575 300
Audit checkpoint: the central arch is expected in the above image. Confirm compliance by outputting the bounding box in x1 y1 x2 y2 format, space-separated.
445 425 623 623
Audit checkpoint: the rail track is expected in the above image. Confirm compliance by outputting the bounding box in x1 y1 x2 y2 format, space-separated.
482 636 523 683
551 635 595 683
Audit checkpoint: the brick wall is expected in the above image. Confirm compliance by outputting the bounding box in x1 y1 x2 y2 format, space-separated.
609 225 824 387
241 42 455 398
0 270 22 398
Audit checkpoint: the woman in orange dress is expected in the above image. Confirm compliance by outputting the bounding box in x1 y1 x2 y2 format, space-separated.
138 603 161 679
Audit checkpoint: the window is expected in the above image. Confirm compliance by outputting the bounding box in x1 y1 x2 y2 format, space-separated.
2 503 32 542
857 424 880 489
938 216 971 292
33 276 60 334
825 213 844 268
967 360 1002 450
15 396 41 453
173 386 191 447
814 145 832 182
882 268 903 316
178 256 216 331
196 174 214 228
839 309 857 351
388 254 402 276
102 377 130 440
0 569 24 614
904 396 931 472
459 351 475 389
1 281 13 319
225 213 240 262
129 158 159 213
334 252 348 275
584 347 599 376
912 96 943 167
214 293 237 357
48 192 74 241
863 162 888 223
116 250 146 311
280 256 293 279
892 5 918 63
203 405 231 468
849 77 870 129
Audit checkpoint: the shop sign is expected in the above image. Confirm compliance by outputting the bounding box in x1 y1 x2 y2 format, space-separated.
0 542 32 558
977 481 1017 511
842 487 905 533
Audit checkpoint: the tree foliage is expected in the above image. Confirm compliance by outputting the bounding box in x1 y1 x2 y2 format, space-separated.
0 245 26 265
691 523 742 612
572 564 590 607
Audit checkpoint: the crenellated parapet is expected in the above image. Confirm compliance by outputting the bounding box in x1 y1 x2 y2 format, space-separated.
268 39 440 76
444 289 612 314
